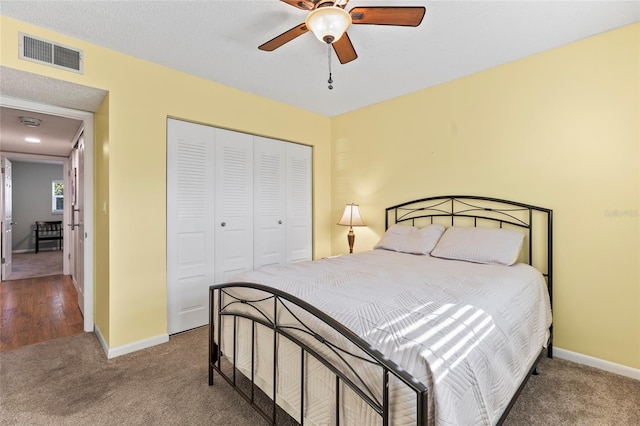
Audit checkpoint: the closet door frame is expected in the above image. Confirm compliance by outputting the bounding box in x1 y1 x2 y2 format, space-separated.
167 119 312 334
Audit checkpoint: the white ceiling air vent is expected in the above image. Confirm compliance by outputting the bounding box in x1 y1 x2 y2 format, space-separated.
19 33 83 74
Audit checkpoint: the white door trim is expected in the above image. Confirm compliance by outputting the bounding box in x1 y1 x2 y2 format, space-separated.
0 95 95 333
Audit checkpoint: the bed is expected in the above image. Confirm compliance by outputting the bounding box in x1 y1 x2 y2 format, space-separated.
208 195 553 425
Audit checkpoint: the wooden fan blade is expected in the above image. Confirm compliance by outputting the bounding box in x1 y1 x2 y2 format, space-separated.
259 23 309 52
280 0 314 11
332 32 357 64
350 6 426 26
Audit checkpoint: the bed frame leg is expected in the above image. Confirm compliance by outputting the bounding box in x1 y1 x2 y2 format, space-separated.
532 368 539 376
209 342 219 386
212 342 219 363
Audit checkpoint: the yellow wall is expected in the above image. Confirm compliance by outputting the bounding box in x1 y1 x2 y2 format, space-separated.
0 16 333 348
331 23 640 369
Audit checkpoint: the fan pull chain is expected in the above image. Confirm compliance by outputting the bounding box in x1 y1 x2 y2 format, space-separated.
327 44 333 90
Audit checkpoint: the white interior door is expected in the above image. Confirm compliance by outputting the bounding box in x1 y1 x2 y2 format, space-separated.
72 133 86 315
167 119 215 334
214 128 253 282
254 136 286 269
285 143 312 263
68 158 76 285
0 161 2 279
1 158 13 280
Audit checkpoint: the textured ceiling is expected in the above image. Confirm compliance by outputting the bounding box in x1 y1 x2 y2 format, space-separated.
0 67 108 113
0 106 83 157
1 1 639 117
0 66 106 157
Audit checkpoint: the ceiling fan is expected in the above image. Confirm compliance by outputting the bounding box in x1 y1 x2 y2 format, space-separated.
259 0 426 65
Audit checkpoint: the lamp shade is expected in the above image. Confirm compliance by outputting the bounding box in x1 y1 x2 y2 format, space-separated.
337 204 365 227
305 6 352 44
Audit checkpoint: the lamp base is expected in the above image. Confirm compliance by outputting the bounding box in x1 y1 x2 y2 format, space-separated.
347 228 355 253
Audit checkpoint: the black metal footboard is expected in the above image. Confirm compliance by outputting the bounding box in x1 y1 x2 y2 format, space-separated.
208 282 429 425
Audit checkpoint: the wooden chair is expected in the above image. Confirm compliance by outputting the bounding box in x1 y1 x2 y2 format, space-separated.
35 221 63 253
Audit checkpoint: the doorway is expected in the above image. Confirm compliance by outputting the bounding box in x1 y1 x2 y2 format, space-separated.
0 96 95 334
2 156 67 281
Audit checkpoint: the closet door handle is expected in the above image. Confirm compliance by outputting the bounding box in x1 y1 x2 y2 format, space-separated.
221 222 226 227
278 220 282 224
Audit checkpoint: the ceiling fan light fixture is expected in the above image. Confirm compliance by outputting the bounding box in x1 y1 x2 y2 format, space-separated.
305 6 352 44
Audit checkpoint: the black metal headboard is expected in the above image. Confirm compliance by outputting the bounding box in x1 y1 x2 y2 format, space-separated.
385 195 553 303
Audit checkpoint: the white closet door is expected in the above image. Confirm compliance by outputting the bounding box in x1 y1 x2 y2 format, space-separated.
254 136 286 269
214 128 254 282
286 143 312 263
167 119 215 334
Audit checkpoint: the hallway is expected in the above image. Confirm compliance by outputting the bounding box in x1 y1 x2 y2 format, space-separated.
0 274 84 352
6 250 63 281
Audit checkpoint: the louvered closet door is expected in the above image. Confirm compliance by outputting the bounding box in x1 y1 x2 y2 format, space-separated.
286 143 312 262
214 128 254 282
167 119 215 334
254 136 286 269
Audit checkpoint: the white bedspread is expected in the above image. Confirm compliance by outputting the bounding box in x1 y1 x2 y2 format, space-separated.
221 250 552 425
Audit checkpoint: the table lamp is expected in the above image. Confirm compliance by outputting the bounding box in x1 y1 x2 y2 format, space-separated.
337 203 366 253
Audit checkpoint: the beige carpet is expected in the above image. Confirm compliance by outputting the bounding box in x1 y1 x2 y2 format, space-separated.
6 250 63 281
0 327 638 425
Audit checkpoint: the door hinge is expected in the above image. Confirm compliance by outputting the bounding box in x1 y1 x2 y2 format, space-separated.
1 167 4 174
1 258 4 264
68 253 71 260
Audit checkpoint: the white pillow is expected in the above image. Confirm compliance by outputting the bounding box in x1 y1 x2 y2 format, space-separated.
430 226 524 266
374 224 445 255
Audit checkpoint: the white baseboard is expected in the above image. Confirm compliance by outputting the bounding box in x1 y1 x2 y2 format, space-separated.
93 324 169 359
554 347 640 380
94 323 109 358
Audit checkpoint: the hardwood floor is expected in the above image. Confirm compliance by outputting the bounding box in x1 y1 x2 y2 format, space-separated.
0 274 84 352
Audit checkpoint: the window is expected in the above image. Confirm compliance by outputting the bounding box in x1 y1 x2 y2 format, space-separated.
52 180 63 214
